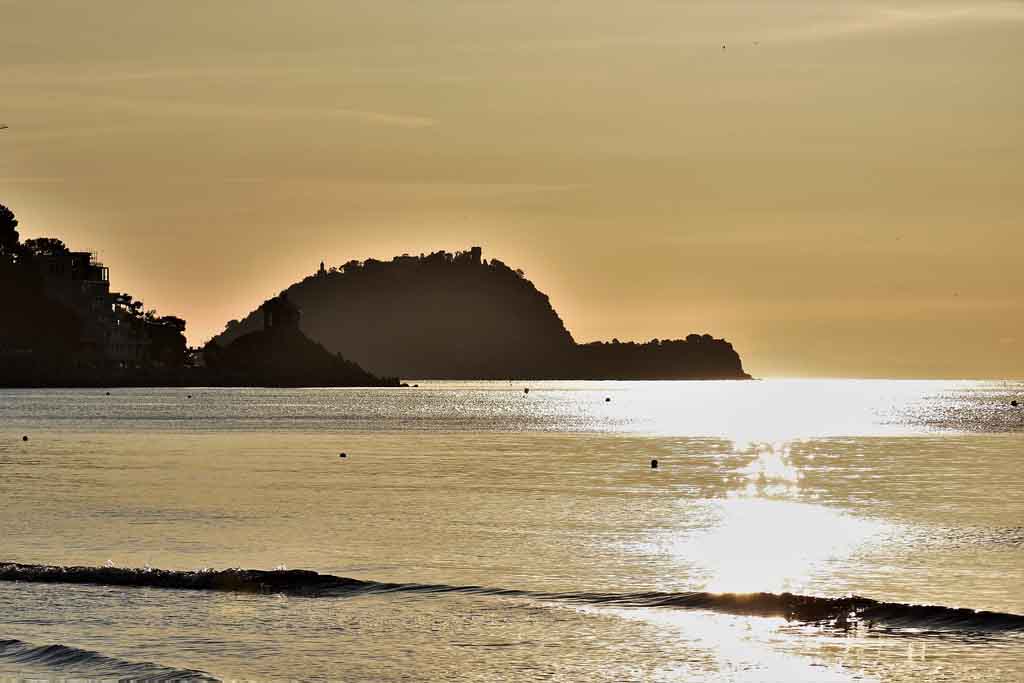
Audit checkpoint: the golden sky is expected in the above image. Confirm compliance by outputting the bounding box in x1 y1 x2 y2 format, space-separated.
2 1 1022 377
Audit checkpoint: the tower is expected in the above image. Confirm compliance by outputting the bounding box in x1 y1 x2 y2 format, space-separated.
262 294 301 331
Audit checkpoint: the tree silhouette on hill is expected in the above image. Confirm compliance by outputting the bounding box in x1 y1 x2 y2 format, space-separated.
0 204 19 260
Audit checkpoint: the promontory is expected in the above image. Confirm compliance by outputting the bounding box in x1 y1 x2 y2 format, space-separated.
212 247 750 381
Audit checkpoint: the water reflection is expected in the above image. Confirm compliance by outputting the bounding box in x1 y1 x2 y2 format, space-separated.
2 382 1023 681
602 607 871 682
643 440 895 595
5 379 1022 439
676 497 891 594
734 442 803 497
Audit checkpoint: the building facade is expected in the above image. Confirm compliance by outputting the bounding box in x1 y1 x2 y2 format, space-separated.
35 251 151 368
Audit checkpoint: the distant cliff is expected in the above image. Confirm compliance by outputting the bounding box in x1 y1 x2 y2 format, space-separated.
213 248 750 380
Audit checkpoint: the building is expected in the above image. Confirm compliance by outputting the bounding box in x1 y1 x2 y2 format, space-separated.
35 251 150 367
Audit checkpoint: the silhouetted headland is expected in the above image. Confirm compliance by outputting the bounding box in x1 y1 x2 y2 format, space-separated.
214 247 751 380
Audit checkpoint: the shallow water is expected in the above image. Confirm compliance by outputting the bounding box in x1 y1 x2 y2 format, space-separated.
0 380 1022 681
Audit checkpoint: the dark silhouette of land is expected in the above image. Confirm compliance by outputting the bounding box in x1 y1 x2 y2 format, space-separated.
2 200 747 385
1 204 189 381
213 247 750 380
200 294 399 387
0 204 396 388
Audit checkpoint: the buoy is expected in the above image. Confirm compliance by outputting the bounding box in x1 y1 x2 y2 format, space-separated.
1013 400 1019 407
105 392 111 396
650 458 658 469
22 436 28 442
524 387 529 394
187 394 192 399
339 452 347 458
605 397 611 402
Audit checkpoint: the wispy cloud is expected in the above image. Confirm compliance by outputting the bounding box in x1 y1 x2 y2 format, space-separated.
877 3 1024 26
0 176 67 185
784 2 1024 41
332 108 435 129
456 1 1024 52
218 179 579 197
1 92 438 130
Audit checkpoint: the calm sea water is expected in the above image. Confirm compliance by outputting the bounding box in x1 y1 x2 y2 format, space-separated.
0 380 1022 681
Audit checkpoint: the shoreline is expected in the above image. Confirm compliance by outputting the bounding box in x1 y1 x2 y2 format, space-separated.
0 374 753 389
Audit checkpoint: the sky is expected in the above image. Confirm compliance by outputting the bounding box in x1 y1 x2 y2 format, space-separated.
1 0 1022 378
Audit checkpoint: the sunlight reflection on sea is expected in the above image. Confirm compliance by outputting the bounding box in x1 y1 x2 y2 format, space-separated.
0 380 1021 680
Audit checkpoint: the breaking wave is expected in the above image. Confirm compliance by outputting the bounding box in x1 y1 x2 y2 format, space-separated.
0 636 214 681
2 561 1023 633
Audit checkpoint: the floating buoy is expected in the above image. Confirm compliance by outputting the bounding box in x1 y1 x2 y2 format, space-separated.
187 394 192 399
524 387 529 394
339 452 347 458
22 436 28 442
105 392 111 396
1013 400 1019 407
605 397 611 402
650 458 658 469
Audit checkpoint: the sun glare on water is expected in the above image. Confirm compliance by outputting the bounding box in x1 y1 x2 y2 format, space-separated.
680 496 887 595
643 440 893 596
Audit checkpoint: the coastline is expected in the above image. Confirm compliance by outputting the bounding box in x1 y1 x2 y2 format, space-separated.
0 368 404 389
0 372 752 389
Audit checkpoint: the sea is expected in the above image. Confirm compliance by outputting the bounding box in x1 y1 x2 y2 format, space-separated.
0 380 1022 682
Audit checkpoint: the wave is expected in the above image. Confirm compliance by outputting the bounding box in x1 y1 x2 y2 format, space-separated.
0 636 215 681
2 561 1023 633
